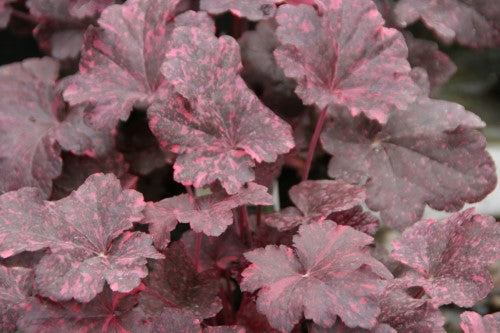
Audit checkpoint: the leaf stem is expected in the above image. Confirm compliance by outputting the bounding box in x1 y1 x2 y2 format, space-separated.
239 205 252 247
302 106 329 181
194 232 202 272
185 185 194 197
256 205 262 227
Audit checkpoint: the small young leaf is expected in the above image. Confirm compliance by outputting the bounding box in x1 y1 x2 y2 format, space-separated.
264 180 365 231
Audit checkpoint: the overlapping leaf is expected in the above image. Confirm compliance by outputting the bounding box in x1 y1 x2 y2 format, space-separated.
274 0 418 123
140 242 222 320
241 220 392 331
394 0 500 48
460 311 500 333
391 209 500 307
0 173 162 302
0 266 33 331
18 286 150 332
329 206 379 235
27 0 116 59
200 0 278 21
181 228 245 271
377 279 445 332
264 180 365 231
144 182 271 241
152 26 294 194
63 0 214 130
0 58 62 198
311 321 395 333
321 98 496 229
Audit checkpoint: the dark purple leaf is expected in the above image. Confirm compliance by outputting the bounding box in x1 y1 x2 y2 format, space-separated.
0 0 13 28
153 26 294 194
63 0 214 130
274 1 418 123
51 151 137 200
264 180 365 231
393 0 500 48
236 294 279 333
239 19 305 119
200 0 278 21
145 184 272 239
254 157 284 188
241 220 392 331
253 224 295 248
460 311 500 333
0 173 162 302
117 111 172 176
321 98 496 229
151 309 202 333
404 32 457 90
140 242 222 320
18 286 150 333
377 279 445 332
329 206 380 236
0 57 62 198
0 265 33 331
181 228 245 271
391 209 500 307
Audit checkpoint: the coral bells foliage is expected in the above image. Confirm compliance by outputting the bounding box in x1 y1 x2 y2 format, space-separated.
0 0 499 332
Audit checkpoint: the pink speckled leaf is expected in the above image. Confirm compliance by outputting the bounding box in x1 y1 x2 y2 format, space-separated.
264 180 365 231
177 183 273 236
460 311 500 333
0 266 33 331
311 321 395 333
140 242 222 320
394 0 500 48
51 152 136 200
153 27 294 194
0 58 62 198
200 0 278 21
63 0 214 130
391 209 500 307
145 182 271 240
181 228 245 271
18 286 150 333
68 0 117 19
151 308 202 333
274 1 418 123
377 279 445 332
321 99 496 230
241 220 392 331
329 206 380 236
0 173 162 302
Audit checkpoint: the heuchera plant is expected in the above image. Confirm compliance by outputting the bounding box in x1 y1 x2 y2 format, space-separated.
0 0 499 332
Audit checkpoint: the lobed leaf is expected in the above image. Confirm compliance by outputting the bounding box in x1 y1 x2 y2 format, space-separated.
391 209 500 307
